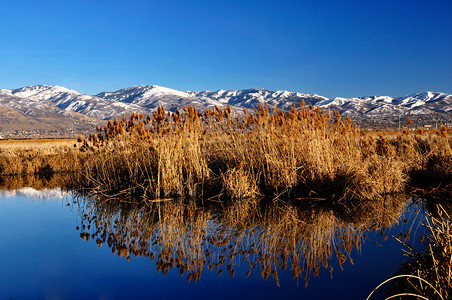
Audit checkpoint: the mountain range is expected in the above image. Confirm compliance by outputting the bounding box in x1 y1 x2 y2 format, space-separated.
0 84 451 137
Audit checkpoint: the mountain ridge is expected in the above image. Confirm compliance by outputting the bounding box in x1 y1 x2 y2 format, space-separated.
1 84 451 137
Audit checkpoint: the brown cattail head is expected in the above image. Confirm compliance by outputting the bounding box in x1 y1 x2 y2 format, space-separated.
440 125 448 137
417 127 424 135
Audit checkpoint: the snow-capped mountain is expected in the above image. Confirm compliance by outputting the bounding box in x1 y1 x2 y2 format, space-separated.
97 85 226 112
187 89 328 110
7 85 148 120
392 92 452 113
315 92 452 116
0 91 98 136
0 84 451 137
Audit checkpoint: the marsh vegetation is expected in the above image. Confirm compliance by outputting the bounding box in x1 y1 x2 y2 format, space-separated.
1 105 450 203
367 202 452 300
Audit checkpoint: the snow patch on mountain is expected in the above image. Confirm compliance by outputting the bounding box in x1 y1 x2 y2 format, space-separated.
97 85 193 105
12 85 80 100
188 89 329 110
97 85 226 112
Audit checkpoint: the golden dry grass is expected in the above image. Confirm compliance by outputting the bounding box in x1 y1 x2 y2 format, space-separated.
0 139 75 149
0 139 85 175
1 105 451 203
74 105 451 202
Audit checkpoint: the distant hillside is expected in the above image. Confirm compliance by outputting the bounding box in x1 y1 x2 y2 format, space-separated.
0 84 451 137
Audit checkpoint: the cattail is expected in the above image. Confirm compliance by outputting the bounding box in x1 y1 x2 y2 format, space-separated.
440 125 447 137
417 127 424 135
407 117 413 126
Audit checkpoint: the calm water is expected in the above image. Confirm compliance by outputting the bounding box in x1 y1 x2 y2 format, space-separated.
0 186 428 300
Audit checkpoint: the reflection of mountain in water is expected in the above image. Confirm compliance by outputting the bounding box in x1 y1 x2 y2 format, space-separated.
0 187 64 198
73 193 409 286
0 174 74 200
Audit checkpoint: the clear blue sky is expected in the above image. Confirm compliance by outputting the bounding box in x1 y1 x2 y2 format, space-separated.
0 0 451 98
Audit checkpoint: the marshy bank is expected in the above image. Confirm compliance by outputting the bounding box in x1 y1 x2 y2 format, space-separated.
1 105 450 205
1 105 451 203
39 105 452 203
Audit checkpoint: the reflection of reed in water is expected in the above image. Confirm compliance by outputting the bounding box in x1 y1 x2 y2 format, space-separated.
0 173 72 191
366 205 452 300
334 194 409 229
73 194 409 287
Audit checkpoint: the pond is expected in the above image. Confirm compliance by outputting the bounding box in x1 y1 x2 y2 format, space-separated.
0 177 433 299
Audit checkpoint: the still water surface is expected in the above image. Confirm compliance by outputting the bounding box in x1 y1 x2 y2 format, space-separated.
0 187 426 299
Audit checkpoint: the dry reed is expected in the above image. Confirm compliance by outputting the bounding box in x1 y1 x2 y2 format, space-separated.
369 205 451 300
73 104 451 202
1 104 451 202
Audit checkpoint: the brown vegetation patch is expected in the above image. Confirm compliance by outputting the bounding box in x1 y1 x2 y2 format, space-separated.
1 105 451 203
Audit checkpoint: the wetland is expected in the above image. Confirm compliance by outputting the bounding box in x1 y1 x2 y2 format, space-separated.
0 104 451 299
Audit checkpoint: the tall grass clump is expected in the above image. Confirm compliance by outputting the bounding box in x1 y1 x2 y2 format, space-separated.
78 105 452 202
76 108 209 199
77 104 423 202
1 104 450 202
